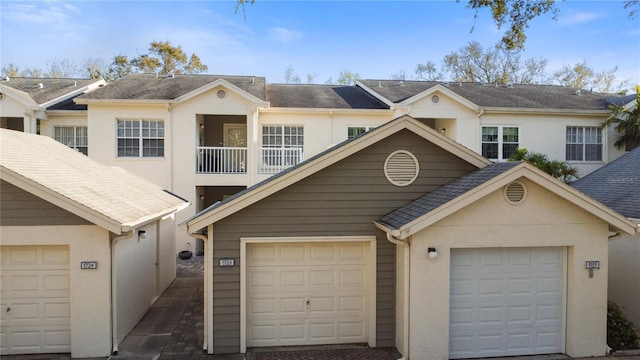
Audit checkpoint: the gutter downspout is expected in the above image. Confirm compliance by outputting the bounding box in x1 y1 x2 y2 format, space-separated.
386 232 410 360
110 231 134 355
186 230 210 353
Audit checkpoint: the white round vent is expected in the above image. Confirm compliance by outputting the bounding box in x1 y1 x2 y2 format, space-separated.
216 89 227 99
504 181 527 204
431 95 440 103
384 150 419 187
0 92 4 101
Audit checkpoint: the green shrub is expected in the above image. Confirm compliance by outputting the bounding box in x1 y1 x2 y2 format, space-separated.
608 301 640 350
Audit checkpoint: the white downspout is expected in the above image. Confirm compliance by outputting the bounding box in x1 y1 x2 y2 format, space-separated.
186 231 210 353
386 232 410 360
110 231 134 355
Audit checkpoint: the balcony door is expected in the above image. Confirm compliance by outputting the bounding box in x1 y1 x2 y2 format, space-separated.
224 124 247 147
223 124 247 173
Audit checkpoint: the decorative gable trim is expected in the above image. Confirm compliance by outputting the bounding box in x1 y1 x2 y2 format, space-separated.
374 162 637 239
174 79 269 107
182 115 492 233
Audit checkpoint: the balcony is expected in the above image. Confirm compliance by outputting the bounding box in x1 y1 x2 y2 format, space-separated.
258 147 304 174
197 147 247 174
196 146 304 174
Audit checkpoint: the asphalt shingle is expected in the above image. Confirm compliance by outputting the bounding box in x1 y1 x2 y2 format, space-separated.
377 161 520 230
572 147 640 219
1 77 103 105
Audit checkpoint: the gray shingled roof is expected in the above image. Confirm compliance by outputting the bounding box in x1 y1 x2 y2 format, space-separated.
377 161 521 230
0 129 188 230
267 84 389 109
78 73 267 101
359 80 620 111
572 147 640 219
0 77 102 105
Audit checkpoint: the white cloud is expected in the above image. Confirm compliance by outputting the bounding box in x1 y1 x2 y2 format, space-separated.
268 27 303 44
560 11 600 25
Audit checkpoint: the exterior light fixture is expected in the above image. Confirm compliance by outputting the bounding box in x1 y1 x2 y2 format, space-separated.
138 230 147 240
428 247 438 259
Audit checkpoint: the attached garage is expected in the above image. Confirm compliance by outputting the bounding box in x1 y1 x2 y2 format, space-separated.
245 240 373 347
0 129 189 358
0 246 71 355
449 247 565 358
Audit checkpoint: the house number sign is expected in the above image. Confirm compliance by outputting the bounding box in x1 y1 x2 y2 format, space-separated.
585 260 600 278
219 258 235 267
81 261 98 269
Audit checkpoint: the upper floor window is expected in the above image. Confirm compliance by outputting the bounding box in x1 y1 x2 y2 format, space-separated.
566 126 602 161
262 125 304 148
481 126 519 161
117 119 164 157
54 126 88 155
348 126 375 139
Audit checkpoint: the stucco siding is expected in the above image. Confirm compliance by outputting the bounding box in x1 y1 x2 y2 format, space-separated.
0 180 91 226
209 129 479 353
608 232 640 327
406 178 610 359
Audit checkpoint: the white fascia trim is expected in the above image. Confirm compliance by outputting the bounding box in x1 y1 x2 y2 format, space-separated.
239 236 377 353
355 80 396 108
40 82 106 108
258 107 393 115
45 110 88 116
400 84 480 111
391 163 637 239
481 107 610 116
1 166 123 234
174 79 269 107
74 98 173 105
186 116 490 231
186 116 491 230
0 85 39 108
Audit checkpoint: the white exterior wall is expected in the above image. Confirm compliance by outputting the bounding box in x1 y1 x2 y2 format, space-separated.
403 179 610 359
115 223 158 343
608 230 640 327
0 225 112 358
39 114 88 139
87 103 171 188
0 95 38 133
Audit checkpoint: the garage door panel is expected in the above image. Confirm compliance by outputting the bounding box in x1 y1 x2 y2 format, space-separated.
450 248 565 359
1 246 70 355
247 242 369 347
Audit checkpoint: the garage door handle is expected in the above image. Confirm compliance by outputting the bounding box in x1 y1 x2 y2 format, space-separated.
6 307 10 313
306 299 310 305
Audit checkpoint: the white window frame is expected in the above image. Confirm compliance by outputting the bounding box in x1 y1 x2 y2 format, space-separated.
116 119 164 158
260 125 304 172
54 126 88 155
347 126 375 139
566 126 603 162
481 126 519 161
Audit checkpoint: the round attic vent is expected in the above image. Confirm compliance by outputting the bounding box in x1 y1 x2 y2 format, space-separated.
216 89 227 99
431 95 440 103
384 150 419 187
0 92 4 102
504 181 527 204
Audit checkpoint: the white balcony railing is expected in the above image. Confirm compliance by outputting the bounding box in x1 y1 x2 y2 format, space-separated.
259 147 304 174
196 147 247 174
196 146 303 174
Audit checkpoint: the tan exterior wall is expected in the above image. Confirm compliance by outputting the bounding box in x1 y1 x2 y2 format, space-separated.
404 179 610 359
608 231 640 327
39 114 88 139
0 225 112 358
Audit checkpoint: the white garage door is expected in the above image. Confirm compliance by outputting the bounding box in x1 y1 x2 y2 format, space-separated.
247 241 369 347
0 246 71 355
449 247 565 359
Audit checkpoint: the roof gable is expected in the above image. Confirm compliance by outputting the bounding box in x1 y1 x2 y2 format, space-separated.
181 115 491 233
375 162 636 238
0 129 189 234
573 147 640 220
1 78 104 107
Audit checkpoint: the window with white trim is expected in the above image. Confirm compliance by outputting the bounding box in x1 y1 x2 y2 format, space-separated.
481 126 519 161
261 125 304 169
117 119 164 157
347 126 375 139
566 126 602 161
54 126 88 155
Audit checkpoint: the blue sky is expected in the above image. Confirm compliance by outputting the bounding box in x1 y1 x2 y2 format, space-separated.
1 1 639 87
